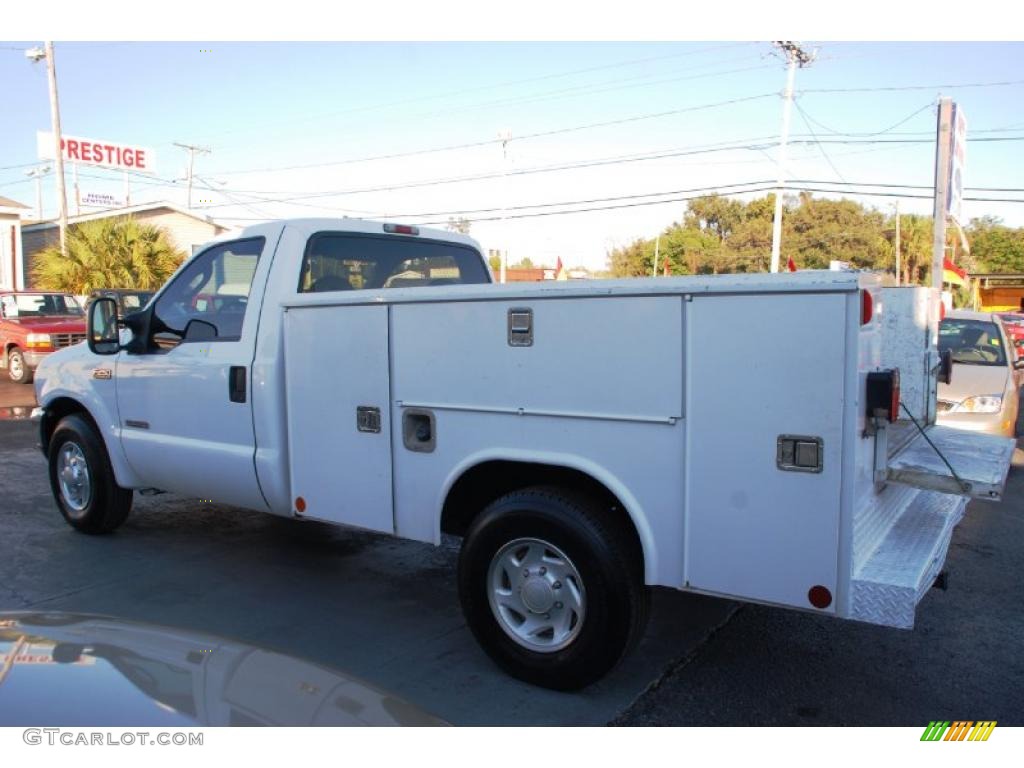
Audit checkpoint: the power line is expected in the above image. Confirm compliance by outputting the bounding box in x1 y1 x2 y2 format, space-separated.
189 133 1024 211
212 180 1024 226
794 102 846 182
797 100 935 136
193 42 756 143
801 78 1024 94
212 92 780 176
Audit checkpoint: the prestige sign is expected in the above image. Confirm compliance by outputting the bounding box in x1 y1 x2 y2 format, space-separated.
37 131 156 174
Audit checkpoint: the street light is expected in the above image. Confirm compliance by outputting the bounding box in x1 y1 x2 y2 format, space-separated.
24 165 51 221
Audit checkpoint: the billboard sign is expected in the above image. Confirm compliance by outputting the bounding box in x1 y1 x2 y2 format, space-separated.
946 104 967 223
37 132 156 174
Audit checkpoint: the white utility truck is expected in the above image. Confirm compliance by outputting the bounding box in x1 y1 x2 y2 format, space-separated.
33 219 1016 690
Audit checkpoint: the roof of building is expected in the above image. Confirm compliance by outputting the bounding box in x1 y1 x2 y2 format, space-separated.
0 196 30 216
21 200 228 232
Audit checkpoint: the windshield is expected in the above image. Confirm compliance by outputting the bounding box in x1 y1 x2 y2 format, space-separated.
2 294 83 318
938 318 1007 366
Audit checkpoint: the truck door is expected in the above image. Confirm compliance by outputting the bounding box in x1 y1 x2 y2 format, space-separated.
115 237 268 510
282 304 393 534
683 293 848 612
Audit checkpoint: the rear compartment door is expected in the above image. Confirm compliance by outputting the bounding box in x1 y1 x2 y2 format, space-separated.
283 304 394 533
684 292 849 611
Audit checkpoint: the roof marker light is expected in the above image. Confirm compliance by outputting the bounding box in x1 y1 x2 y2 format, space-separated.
383 224 419 236
861 289 874 325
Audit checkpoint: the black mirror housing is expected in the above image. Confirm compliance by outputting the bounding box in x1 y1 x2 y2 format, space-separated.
87 297 121 355
937 348 954 386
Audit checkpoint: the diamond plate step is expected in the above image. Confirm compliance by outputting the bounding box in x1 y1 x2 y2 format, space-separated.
850 487 967 629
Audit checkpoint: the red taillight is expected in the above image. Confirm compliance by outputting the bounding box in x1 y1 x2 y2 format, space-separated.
294 496 306 514
890 368 901 422
383 223 419 236
861 289 874 325
866 368 900 422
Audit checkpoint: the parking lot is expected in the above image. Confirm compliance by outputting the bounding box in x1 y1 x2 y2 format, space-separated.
1 380 1021 726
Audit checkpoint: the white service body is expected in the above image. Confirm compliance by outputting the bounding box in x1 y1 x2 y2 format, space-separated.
35 219 1016 632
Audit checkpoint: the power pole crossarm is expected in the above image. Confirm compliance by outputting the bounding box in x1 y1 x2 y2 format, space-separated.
769 41 815 274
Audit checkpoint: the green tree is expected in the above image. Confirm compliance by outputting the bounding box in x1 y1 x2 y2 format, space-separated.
488 251 501 273
511 257 534 269
968 216 1024 273
33 218 186 294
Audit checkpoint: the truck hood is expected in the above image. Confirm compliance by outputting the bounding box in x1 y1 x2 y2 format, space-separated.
938 363 1009 403
4 316 87 333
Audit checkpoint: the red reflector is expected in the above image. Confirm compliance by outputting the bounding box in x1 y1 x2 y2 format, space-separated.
383 223 419 236
808 585 833 609
295 496 306 514
861 290 873 325
889 368 901 422
939 301 946 321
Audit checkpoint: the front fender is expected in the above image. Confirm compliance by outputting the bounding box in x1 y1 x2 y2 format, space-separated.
35 349 143 489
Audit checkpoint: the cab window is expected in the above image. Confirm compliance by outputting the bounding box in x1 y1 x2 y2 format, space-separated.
151 238 264 349
298 233 488 293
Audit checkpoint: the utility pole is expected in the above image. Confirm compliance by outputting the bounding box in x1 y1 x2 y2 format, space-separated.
652 235 660 277
893 201 901 285
173 142 211 209
27 43 69 254
498 129 512 284
25 165 51 221
769 41 815 273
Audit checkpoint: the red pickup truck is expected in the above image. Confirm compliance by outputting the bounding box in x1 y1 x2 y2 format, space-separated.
0 291 87 384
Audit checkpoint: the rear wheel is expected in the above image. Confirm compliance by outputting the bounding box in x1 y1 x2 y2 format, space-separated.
48 414 133 534
8 347 32 384
458 485 647 691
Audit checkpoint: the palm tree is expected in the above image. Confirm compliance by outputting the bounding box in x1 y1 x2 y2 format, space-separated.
32 217 186 294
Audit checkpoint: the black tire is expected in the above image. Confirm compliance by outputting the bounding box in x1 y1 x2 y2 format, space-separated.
8 347 32 384
458 485 648 691
48 414 133 534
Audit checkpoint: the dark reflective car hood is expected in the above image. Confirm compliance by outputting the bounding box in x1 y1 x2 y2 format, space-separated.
0 613 446 727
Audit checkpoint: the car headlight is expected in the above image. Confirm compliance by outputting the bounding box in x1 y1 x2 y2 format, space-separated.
25 333 52 349
953 395 1003 414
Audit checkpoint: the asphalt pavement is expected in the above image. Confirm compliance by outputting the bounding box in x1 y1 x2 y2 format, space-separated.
0 384 1021 726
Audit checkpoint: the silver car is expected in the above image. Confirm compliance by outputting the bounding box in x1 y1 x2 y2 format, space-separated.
937 309 1023 437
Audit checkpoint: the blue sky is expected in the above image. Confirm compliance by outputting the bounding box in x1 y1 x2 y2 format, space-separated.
1 40 1023 269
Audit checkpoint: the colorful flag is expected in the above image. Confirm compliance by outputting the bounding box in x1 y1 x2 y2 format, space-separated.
556 256 568 281
942 257 967 287
787 256 797 272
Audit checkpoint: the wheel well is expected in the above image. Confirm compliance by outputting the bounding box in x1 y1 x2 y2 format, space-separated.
39 397 98 456
441 460 644 565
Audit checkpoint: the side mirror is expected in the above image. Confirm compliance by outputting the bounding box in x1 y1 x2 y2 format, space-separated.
87 297 121 355
937 348 954 386
184 318 218 341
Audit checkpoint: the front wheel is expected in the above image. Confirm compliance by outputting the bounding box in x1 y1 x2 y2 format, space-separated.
48 414 133 534
458 485 647 691
8 347 32 384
